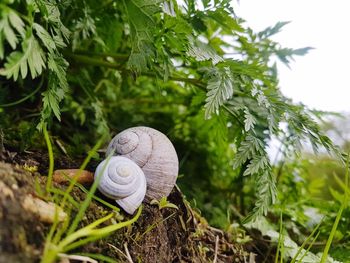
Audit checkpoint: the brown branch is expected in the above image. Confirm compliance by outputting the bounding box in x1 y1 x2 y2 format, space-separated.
73 50 129 61
64 52 206 90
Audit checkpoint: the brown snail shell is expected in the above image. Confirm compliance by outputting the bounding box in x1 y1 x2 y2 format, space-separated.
106 126 179 201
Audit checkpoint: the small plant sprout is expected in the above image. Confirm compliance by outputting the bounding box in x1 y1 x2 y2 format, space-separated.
42 207 142 263
150 196 179 210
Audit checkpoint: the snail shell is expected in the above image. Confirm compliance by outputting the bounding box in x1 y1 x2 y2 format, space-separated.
94 156 147 214
106 126 179 201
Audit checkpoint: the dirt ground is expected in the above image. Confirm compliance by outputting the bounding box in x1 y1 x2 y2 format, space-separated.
0 148 272 263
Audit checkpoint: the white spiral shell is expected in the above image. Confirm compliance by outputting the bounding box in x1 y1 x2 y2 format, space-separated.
94 156 147 214
106 126 179 201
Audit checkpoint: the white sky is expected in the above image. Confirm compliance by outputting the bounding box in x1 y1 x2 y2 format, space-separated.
232 0 350 113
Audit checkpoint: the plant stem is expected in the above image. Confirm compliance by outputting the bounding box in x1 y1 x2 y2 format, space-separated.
74 50 129 61
291 218 323 263
64 53 123 70
65 52 246 126
0 77 44 107
64 52 206 90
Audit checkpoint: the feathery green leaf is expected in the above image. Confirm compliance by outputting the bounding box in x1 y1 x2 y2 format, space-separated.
0 33 46 80
203 67 234 119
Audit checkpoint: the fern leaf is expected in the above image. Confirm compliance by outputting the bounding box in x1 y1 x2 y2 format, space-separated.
244 108 256 132
258 21 290 39
37 52 69 127
275 47 314 66
72 6 96 50
42 88 61 121
8 10 25 38
33 23 56 52
123 0 161 72
0 34 46 80
37 0 70 41
244 170 277 223
187 36 223 65
47 52 69 92
244 155 268 176
39 66 68 125
0 10 25 50
232 134 265 169
204 67 234 119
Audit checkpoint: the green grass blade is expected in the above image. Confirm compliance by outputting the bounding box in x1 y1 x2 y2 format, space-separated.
59 214 114 249
320 154 349 263
43 125 54 193
71 180 119 211
60 135 107 209
275 213 283 263
66 152 111 236
291 218 323 263
138 211 176 240
41 207 62 263
62 207 142 252
297 231 320 263
34 176 45 198
62 236 105 252
320 199 345 263
52 207 72 244
89 206 142 236
49 188 79 208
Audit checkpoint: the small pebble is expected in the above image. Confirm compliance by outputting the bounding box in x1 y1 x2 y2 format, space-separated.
53 169 94 184
22 195 67 223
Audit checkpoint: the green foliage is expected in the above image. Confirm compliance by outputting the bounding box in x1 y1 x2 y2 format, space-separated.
0 0 342 226
266 151 350 262
0 8 25 57
320 156 349 263
150 196 179 210
123 0 161 72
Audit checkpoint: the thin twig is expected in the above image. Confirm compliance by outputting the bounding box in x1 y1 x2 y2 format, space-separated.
138 212 176 240
213 235 219 263
208 226 224 235
124 242 134 263
58 253 98 263
107 243 129 260
55 139 68 156
249 252 256 263
0 129 4 154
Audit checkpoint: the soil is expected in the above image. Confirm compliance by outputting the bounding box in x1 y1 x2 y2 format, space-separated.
0 149 267 263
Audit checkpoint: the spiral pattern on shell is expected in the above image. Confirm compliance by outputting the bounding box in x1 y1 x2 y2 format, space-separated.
106 126 179 201
94 156 147 214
